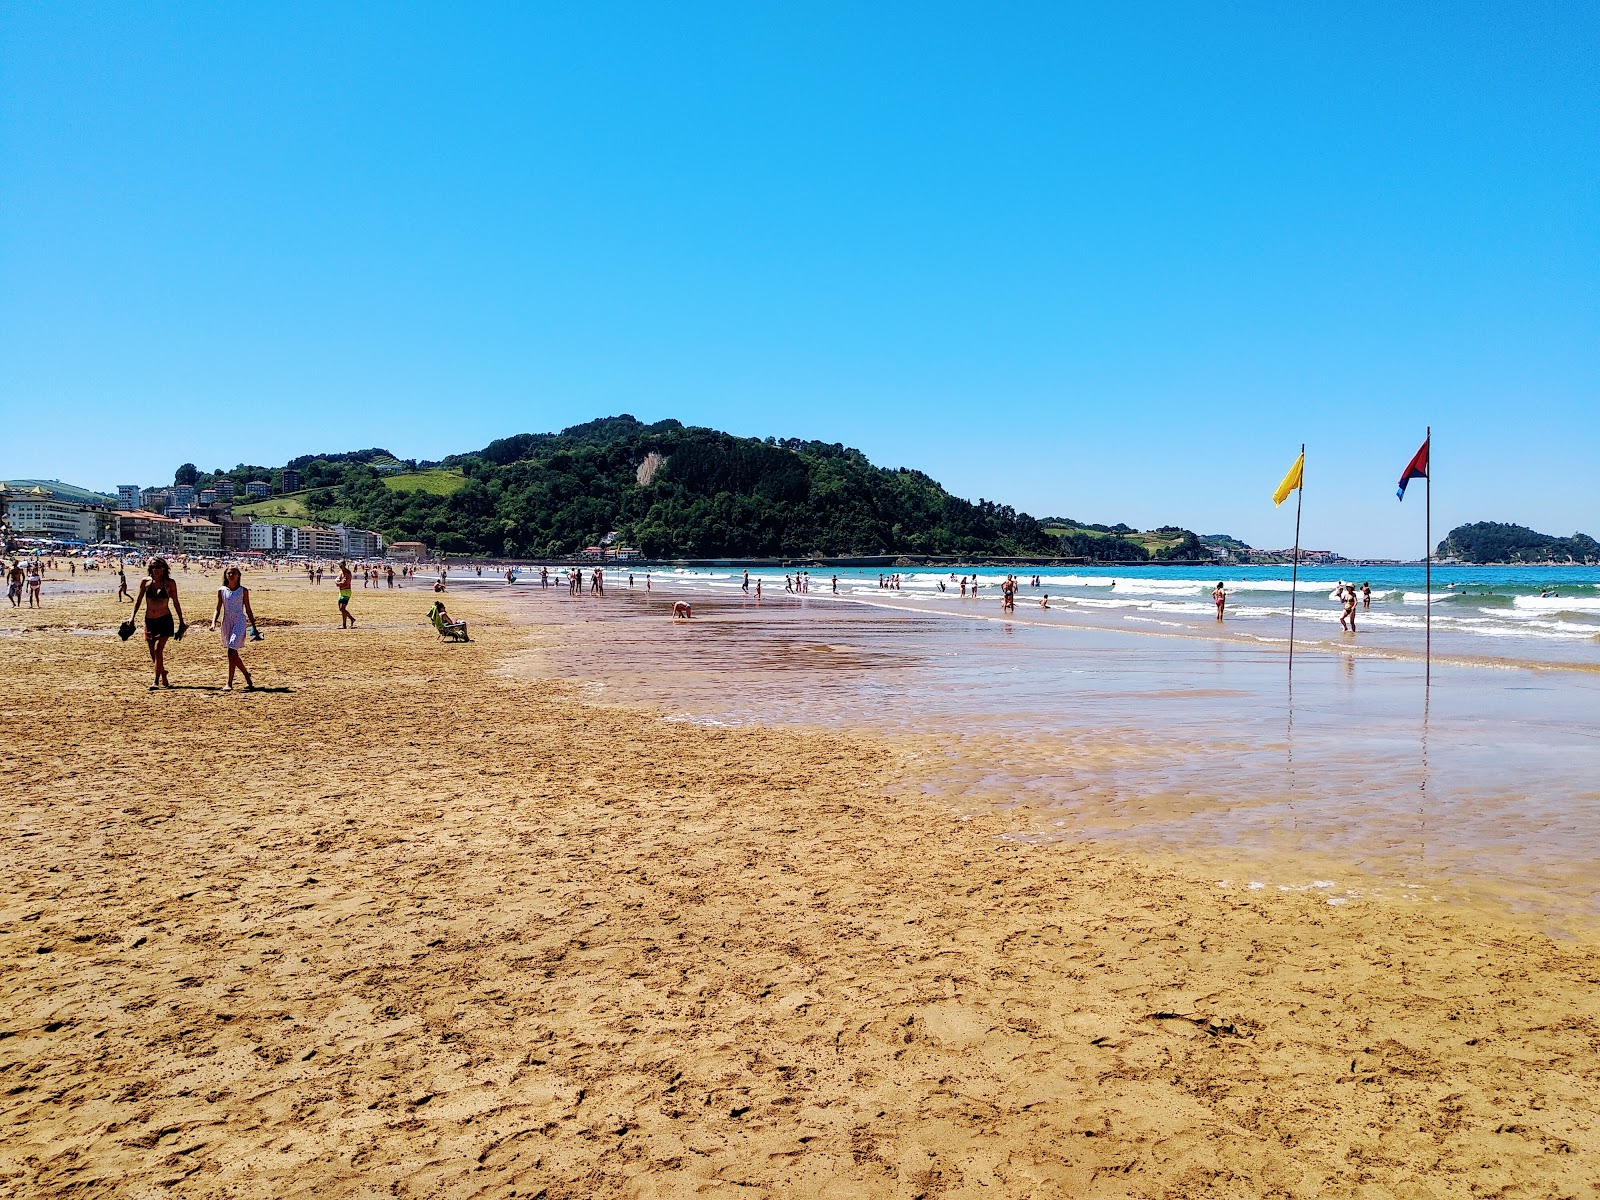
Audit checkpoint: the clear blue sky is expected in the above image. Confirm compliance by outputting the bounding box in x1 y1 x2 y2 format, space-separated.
3 2 1595 557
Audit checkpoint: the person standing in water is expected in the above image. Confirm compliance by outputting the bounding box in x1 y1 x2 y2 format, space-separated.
337 560 355 628
130 557 185 689
210 565 259 690
1212 582 1226 621
1339 584 1357 632
1361 581 1372 610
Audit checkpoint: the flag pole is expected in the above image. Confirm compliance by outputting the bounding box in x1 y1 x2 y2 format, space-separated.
1425 425 1431 689
1289 442 1303 682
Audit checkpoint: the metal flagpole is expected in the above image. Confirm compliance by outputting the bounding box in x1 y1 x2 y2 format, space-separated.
1425 425 1431 689
1289 443 1304 682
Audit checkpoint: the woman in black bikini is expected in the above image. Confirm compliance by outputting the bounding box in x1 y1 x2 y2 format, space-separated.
130 557 185 689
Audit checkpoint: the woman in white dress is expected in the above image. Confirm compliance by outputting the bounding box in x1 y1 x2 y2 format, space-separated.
209 566 259 690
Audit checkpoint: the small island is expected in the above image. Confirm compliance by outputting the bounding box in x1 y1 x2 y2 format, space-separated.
1437 521 1599 565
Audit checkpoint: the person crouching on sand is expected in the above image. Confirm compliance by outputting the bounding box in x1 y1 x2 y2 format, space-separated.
210 566 258 690
673 601 692 619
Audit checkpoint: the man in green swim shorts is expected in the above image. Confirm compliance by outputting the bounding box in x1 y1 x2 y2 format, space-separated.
337 560 355 628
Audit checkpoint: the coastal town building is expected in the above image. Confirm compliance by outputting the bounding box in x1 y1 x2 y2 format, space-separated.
337 526 383 557
114 509 181 548
279 469 302 493
141 487 169 512
0 485 102 542
177 518 222 554
386 540 427 562
213 478 235 500
248 522 296 552
218 515 252 552
118 485 140 510
168 484 197 517
297 526 343 556
244 481 273 498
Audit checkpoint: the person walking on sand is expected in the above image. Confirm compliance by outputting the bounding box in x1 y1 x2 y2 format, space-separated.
117 564 132 602
6 561 22 607
130 557 185 689
210 566 258 690
337 561 355 628
26 562 42 607
1213 582 1226 621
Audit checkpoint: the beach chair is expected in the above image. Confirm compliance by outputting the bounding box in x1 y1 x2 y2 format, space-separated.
428 604 469 642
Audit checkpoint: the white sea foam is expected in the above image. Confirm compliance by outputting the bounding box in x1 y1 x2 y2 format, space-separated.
1514 595 1600 613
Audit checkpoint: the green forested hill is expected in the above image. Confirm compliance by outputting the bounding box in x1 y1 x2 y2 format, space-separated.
254 417 1063 558
186 416 1211 560
1438 522 1599 564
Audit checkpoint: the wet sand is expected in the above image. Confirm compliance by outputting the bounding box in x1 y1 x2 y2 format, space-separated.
518 584 1600 928
4 576 1600 1198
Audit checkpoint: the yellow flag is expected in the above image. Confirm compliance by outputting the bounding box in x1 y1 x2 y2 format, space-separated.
1272 451 1304 506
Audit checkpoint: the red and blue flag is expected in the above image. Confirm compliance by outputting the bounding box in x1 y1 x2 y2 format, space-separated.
1396 436 1429 500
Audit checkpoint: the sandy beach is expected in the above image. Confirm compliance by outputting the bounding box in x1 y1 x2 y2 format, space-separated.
4 574 1599 1198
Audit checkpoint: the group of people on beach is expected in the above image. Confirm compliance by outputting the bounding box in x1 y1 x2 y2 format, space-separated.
6 561 43 608
123 557 261 690
111 555 384 689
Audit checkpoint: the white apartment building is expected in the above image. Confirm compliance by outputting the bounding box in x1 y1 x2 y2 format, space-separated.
247 522 297 552
297 526 343 556
337 526 383 557
0 486 101 541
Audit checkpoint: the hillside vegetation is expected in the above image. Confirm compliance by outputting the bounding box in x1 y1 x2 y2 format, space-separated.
381 470 466 496
182 416 1213 561
1041 519 1206 562
229 496 313 526
1439 522 1599 564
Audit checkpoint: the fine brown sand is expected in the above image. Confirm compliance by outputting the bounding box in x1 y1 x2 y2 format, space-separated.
4 574 1599 1198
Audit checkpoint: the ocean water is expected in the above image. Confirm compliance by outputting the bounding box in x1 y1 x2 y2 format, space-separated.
604 563 1600 667
490 564 1600 927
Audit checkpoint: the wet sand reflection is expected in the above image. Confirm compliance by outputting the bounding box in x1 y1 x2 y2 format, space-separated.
499 585 1600 928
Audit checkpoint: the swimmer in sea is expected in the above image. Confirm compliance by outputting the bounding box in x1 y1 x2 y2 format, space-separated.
1361 581 1371 610
1212 582 1226 621
1039 594 1049 609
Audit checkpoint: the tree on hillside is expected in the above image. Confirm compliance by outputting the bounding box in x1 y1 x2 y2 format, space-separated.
174 463 198 485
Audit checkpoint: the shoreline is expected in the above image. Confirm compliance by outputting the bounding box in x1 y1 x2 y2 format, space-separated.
5 578 1600 1196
